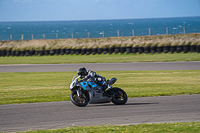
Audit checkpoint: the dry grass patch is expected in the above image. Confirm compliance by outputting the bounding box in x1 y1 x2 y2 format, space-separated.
0 34 200 50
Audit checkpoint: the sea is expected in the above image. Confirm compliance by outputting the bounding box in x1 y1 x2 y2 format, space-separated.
0 16 200 41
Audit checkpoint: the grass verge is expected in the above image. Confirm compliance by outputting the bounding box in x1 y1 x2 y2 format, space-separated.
0 70 200 105
18 122 200 133
0 53 200 64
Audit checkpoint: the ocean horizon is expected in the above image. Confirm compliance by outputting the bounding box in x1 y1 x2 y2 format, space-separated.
0 16 200 41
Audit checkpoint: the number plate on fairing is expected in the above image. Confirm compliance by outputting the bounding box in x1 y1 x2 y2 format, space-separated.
80 81 97 90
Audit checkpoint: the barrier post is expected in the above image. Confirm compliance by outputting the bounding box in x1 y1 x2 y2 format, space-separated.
183 27 186 34
21 34 24 41
132 29 135 36
117 30 120 37
166 27 168 35
56 33 58 39
88 32 90 38
31 34 34 40
10 35 12 41
71 33 74 39
102 31 104 38
43 34 45 39
149 28 151 36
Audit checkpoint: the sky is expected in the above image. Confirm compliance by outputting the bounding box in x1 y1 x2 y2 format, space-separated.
0 0 200 22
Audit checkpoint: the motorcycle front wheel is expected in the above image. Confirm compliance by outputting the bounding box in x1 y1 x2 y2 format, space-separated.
111 88 128 105
70 90 89 107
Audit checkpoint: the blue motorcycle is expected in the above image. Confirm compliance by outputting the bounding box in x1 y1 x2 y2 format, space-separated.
70 75 128 107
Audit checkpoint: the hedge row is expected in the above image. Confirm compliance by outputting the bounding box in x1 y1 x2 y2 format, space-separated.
0 45 200 57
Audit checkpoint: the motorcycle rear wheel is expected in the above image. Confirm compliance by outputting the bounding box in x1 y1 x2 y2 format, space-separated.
111 88 128 105
70 90 89 107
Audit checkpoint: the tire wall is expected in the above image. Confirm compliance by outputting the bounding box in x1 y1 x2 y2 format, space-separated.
0 45 199 57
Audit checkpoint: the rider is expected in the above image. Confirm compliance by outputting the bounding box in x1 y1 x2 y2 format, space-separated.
77 67 108 90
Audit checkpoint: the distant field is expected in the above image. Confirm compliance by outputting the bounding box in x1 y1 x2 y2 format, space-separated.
0 53 200 64
0 70 199 105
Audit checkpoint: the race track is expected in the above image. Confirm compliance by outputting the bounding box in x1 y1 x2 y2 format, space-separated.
0 95 200 132
0 61 200 72
0 62 200 132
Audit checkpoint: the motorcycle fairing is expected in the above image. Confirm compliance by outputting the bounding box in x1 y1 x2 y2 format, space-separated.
79 81 111 104
80 81 97 90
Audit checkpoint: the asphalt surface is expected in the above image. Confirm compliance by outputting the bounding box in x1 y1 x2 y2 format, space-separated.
0 61 200 72
1 95 200 132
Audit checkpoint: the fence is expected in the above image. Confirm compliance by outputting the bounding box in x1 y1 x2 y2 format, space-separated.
0 26 191 41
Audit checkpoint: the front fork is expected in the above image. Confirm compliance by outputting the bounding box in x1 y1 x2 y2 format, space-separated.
75 89 91 102
75 89 82 97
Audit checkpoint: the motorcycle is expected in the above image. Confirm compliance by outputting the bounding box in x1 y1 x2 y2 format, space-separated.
70 75 128 107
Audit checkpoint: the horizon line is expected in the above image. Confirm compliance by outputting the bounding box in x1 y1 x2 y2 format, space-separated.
0 16 200 23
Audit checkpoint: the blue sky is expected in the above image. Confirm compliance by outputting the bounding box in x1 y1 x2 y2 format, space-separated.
0 0 200 22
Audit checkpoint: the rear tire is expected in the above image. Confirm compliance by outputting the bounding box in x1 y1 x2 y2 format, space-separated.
70 90 89 107
111 88 128 105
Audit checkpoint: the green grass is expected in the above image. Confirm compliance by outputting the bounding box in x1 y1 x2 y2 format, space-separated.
0 53 200 64
18 122 200 133
0 70 200 105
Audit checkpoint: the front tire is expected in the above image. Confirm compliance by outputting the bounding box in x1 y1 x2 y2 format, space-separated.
70 90 89 107
111 88 128 105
